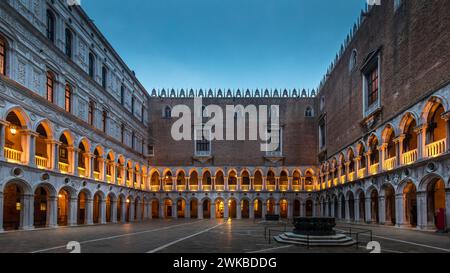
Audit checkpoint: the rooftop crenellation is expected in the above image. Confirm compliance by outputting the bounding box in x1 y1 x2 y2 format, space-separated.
150 88 316 98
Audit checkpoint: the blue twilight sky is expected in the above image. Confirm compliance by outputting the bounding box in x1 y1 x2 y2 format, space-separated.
81 0 367 92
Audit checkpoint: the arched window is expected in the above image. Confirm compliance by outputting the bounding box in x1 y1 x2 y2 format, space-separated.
65 83 72 112
120 85 125 105
88 52 95 78
46 71 55 103
164 106 172 118
46 10 55 43
65 28 73 58
0 35 6 76
102 65 107 89
305 106 314 117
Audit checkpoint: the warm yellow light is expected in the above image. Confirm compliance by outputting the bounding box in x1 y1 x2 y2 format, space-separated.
58 194 63 199
126 199 131 203
9 126 17 135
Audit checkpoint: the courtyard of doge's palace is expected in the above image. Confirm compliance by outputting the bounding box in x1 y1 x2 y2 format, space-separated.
0 0 450 254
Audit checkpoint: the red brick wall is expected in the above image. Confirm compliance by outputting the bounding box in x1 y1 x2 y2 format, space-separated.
319 0 450 158
148 97 318 167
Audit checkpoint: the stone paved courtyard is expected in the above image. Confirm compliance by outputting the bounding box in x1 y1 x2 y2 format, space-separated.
1 220 449 253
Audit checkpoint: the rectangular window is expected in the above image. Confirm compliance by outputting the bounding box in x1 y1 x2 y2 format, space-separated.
148 145 154 156
46 72 54 103
319 119 326 150
131 97 135 114
88 101 95 126
0 37 5 76
195 127 211 156
102 66 107 89
65 28 72 58
367 67 379 107
120 86 125 105
65 84 71 112
121 124 125 143
46 10 55 43
141 105 144 122
89 53 95 78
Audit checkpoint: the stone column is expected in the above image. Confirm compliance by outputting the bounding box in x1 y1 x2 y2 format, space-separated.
48 196 58 228
378 196 386 225
416 191 428 230
171 202 177 219
262 201 267 219
159 201 164 219
224 202 229 219
365 197 371 223
88 153 95 179
185 201 191 219
249 201 255 219
69 197 78 226
100 199 107 224
330 201 335 218
345 199 350 222
27 131 38 167
136 201 142 221
198 202 203 219
86 198 94 225
275 202 280 215
354 198 360 222
443 113 450 152
337 200 342 219
396 135 405 166
236 201 241 219
0 121 7 161
100 157 106 181
21 194 34 230
210 202 216 219
395 194 404 227
129 201 135 222
415 125 426 159
73 148 79 177
287 202 293 219
111 200 118 223
52 141 60 171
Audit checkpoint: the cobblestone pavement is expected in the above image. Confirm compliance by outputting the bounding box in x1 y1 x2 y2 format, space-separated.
0 219 449 253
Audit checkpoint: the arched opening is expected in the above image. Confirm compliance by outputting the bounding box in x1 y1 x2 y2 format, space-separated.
163 171 173 191
267 199 275 215
370 189 379 223
266 171 276 191
106 153 114 183
3 183 24 230
4 111 26 163
403 182 417 227
348 149 355 180
228 199 237 219
280 199 288 218
33 187 49 228
176 171 186 192
358 192 366 222
280 171 288 191
340 196 346 219
202 171 212 191
292 171 301 191
126 197 132 222
368 136 379 175
426 177 446 229
164 199 173 219
203 199 211 219
384 185 396 225
215 199 225 219
254 199 262 219
177 199 186 218
228 171 237 191
254 171 263 191
190 199 198 218
306 200 313 217
77 141 88 178
384 127 397 170
93 193 102 224
125 161 133 187
93 148 102 181
348 192 355 221
241 199 249 218
117 196 124 222
106 194 113 223
77 191 88 225
151 200 159 219
150 172 160 191
425 102 447 157
134 198 139 221
116 157 125 186
305 171 314 191
293 200 301 217
58 133 71 174
35 123 51 169
57 189 70 226
215 171 224 191
190 171 199 191
358 145 366 178
402 115 418 164
241 171 250 191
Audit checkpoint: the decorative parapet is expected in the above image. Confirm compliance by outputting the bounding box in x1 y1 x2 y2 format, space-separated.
150 88 316 98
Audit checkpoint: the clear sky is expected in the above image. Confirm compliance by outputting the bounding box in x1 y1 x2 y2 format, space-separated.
81 0 367 92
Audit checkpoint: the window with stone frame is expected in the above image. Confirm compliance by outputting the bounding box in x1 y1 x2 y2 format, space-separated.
0 35 6 76
362 50 381 116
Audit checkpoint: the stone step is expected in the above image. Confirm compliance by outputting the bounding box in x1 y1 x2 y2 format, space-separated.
274 233 357 247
